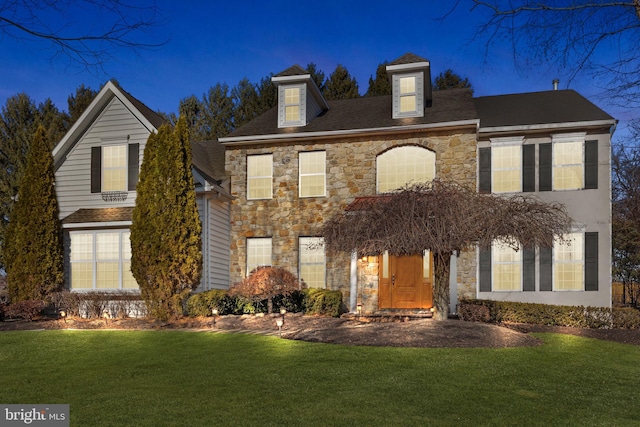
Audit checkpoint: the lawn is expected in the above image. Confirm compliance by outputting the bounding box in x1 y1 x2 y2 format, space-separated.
0 330 638 426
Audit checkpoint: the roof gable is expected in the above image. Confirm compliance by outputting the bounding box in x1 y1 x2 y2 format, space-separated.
52 80 165 169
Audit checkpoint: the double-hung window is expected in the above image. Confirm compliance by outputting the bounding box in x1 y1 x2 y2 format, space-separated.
553 140 583 190
102 145 127 192
492 241 522 291
70 230 137 290
247 154 273 199
553 233 584 291
246 237 272 275
299 237 325 288
399 76 417 114
392 72 423 118
299 151 326 197
492 145 522 193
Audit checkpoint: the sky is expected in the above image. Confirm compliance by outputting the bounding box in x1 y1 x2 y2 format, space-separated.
0 1 628 139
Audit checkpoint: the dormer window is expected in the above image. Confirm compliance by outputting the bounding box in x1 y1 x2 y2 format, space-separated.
278 83 305 127
284 87 301 123
392 72 424 118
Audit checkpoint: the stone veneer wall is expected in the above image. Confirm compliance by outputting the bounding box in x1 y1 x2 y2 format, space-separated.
225 128 478 311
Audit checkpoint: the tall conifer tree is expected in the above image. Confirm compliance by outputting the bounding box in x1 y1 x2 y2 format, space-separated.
323 64 360 100
131 116 202 320
5 125 63 302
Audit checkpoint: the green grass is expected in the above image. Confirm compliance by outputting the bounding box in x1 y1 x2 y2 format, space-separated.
1 331 639 426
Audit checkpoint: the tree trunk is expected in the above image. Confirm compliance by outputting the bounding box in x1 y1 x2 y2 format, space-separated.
432 251 452 321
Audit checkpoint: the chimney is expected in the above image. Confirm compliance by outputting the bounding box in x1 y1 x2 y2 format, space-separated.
552 79 559 90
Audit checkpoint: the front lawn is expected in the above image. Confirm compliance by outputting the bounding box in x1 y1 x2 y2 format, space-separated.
0 331 638 426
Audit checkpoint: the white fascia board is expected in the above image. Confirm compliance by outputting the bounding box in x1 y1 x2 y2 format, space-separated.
386 61 430 73
479 119 617 134
219 119 479 145
63 220 132 229
272 74 311 84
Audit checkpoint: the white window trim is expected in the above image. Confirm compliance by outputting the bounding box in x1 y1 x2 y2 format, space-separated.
491 241 523 292
247 154 273 200
246 237 272 275
70 230 135 291
101 144 128 192
551 132 586 191
298 151 326 198
299 237 326 288
490 139 523 194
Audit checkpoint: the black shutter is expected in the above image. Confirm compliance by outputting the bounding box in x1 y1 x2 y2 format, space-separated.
479 247 492 292
585 232 599 291
539 245 553 291
523 246 536 291
128 143 139 191
522 145 535 192
539 143 552 191
91 146 101 193
479 147 491 193
584 140 598 190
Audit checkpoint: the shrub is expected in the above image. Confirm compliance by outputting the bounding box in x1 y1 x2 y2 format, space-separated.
303 288 344 317
50 291 145 318
612 307 640 329
187 289 234 317
458 299 623 329
229 267 304 313
3 300 46 321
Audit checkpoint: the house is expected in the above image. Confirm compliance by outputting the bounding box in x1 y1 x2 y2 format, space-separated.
52 81 231 294
219 53 616 314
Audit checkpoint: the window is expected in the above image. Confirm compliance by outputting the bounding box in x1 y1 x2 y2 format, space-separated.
285 87 301 123
392 72 423 118
247 238 272 275
399 76 417 113
70 230 137 290
102 145 127 191
299 237 325 288
278 84 305 127
553 141 583 190
492 145 521 193
247 154 273 199
492 241 522 291
377 146 435 193
299 151 326 197
554 233 584 291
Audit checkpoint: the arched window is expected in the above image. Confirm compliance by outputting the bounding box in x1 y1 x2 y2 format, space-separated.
376 146 435 193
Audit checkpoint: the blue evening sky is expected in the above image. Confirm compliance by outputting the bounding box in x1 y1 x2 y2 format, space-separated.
0 1 626 137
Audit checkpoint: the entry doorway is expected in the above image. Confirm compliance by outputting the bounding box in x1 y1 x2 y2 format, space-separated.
378 251 433 309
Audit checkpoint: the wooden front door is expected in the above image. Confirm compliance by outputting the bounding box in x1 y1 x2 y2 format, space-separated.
379 253 433 309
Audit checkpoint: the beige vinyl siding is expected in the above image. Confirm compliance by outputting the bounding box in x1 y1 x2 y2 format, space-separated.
207 197 230 289
55 97 149 219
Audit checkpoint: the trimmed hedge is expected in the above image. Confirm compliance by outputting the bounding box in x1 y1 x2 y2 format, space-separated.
459 299 640 329
186 288 344 318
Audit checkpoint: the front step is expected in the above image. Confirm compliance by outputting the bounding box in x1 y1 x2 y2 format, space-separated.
341 309 433 322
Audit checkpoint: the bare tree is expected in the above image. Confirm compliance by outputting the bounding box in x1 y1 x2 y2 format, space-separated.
0 0 166 71
321 180 572 320
468 1 640 135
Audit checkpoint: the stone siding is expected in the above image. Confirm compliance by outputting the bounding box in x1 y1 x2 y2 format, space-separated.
226 129 478 308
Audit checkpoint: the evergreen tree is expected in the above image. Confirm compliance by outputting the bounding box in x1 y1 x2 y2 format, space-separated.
323 64 360 100
67 84 98 125
202 83 234 140
434 69 472 92
232 77 260 129
131 116 202 320
178 95 205 133
366 61 391 96
256 74 277 114
305 63 326 92
4 125 63 302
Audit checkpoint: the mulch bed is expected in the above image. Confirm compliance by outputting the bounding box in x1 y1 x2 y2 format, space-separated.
1 314 640 348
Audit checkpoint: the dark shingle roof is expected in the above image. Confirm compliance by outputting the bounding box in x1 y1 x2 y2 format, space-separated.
388 52 428 66
224 88 477 140
474 90 614 129
275 65 308 77
191 140 226 183
119 85 167 129
62 207 134 224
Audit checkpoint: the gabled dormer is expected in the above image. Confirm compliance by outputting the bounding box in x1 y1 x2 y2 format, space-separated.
272 65 329 128
386 53 432 119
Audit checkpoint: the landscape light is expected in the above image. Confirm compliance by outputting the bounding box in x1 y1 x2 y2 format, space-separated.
212 308 218 328
276 318 284 337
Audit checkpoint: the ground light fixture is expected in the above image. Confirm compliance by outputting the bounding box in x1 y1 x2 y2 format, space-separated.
102 310 110 324
211 308 218 328
356 304 363 317
275 317 284 337
59 310 66 323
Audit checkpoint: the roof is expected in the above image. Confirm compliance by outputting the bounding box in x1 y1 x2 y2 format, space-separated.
62 207 134 224
221 88 477 143
474 90 615 130
53 80 167 169
191 140 226 183
275 64 308 77
388 52 428 66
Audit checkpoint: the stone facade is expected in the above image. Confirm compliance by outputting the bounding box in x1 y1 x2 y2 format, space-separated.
226 127 479 311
